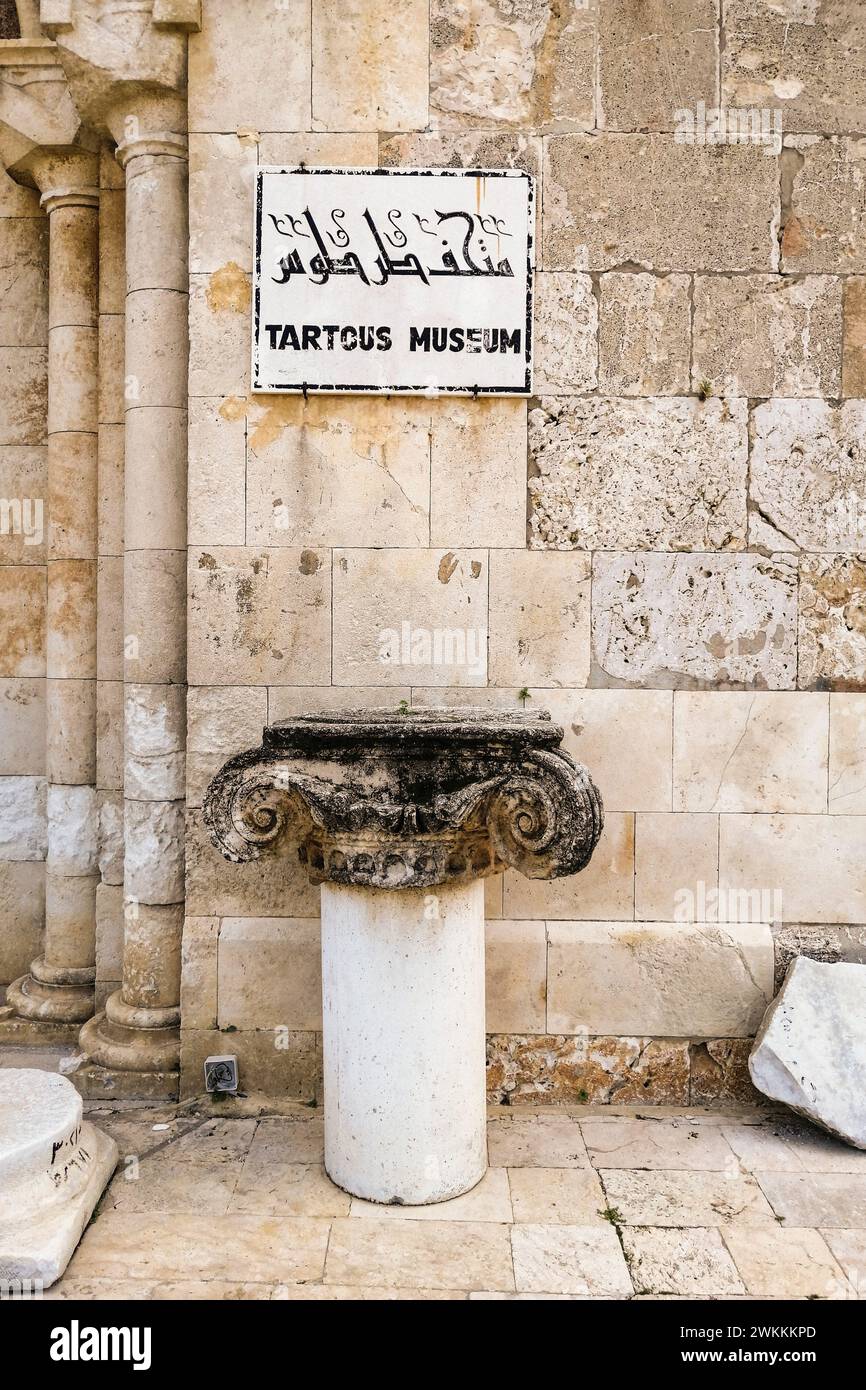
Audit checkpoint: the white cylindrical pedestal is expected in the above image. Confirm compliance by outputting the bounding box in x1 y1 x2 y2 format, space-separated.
321 878 487 1205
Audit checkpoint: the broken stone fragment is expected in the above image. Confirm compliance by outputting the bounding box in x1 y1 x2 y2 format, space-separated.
749 957 866 1149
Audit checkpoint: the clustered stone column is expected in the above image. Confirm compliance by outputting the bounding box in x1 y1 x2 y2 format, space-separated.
206 709 603 1204
7 150 100 1026
80 94 188 1080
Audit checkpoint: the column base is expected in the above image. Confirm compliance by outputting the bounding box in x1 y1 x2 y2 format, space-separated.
79 1002 180 1075
72 1062 179 1103
5 960 95 1025
0 1014 82 1047
321 879 488 1206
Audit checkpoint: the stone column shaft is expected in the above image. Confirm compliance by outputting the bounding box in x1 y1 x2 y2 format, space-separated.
7 150 100 1025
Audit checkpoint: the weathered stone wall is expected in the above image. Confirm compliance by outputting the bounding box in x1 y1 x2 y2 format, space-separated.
180 0 866 1103
0 160 48 988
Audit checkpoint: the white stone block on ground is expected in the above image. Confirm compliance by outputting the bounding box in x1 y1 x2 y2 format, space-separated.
749 958 866 1150
0 1069 117 1286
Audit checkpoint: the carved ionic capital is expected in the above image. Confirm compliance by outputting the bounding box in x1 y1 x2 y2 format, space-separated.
204 709 603 892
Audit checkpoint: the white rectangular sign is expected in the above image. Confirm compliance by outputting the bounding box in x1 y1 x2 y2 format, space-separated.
253 167 534 396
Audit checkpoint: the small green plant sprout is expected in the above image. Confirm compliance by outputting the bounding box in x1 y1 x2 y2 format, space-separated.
577 1088 589 1102
600 1206 624 1225
697 378 714 402
396 699 410 715
517 687 531 706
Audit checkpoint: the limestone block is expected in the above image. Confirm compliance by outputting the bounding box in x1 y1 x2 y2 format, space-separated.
689 1038 762 1107
124 799 185 905
598 0 718 132
723 1226 850 1299
548 921 774 1037
485 920 546 1033
96 680 123 793
189 397 245 546
97 791 123 887
0 678 44 776
49 433 98 561
188 546 331 686
125 683 185 802
772 923 866 992
97 424 124 559
257 135 379 166
720 813 866 924
124 156 188 298
47 205 97 333
598 273 690 396
46 679 96 785
186 810 319 919
47 327 97 436
0 775 46 861
430 0 595 131
246 396 430 549
430 399 526 548
635 813 719 922
782 137 866 274
189 134 256 274
798 554 866 689
693 275 842 398
673 691 829 813
526 688 672 813
503 812 634 921
486 1034 690 1106
0 216 48 346
380 131 542 182
189 271 249 397
98 188 125 319
189 0 310 132
843 278 866 397
529 398 747 551
217 917 322 1030
0 1070 117 1287
179 915 218 1030
592 551 798 689
0 565 44 678
543 135 779 272
123 408 190 552
723 1 866 135
0 445 46 565
96 556 122 683
488 550 590 687
830 693 866 814
126 290 188 412
332 548 487 687
533 273 596 394
180 1027 321 1102
123 549 187 686
0 347 47 446
121 902 184 1010
187 685 267 809
0 861 44 981
750 401 866 551
95 881 123 982
46 560 97 680
0 169 41 218
47 784 98 876
312 0 428 132
750 958 866 1149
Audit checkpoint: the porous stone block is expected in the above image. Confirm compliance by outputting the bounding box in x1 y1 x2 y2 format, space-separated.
0 1070 117 1288
0 217 48 347
188 272 248 398
543 135 779 272
782 137 866 274
635 813 718 922
750 957 866 1149
533 273 597 394
598 0 718 132
529 688 672 812
45 784 98 875
720 813 866 924
485 920 546 1033
332 548 487 687
97 791 123 886
486 1034 690 1106
0 347 47 446
843 277 866 397
46 560 96 679
798 554 866 689
124 799 185 905
693 275 843 398
189 0 310 133
0 445 46 566
591 552 798 689
313 0 429 132
547 921 774 1037
750 401 866 550
598 273 690 396
772 923 866 992
430 399 526 548
0 566 45 677
0 775 46 861
529 398 747 551
0 678 44 776
430 0 595 132
488 550 591 688
380 130 542 181
673 691 829 813
188 546 331 686
246 396 430 549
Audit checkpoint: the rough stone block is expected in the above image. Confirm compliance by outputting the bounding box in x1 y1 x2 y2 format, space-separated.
0 775 46 862
689 1038 763 1107
0 566 45 678
673 691 829 813
46 560 97 680
598 272 690 396
591 552 798 689
332 548 487 687
485 920 546 1033
693 275 843 398
720 813 866 924
124 799 185 905
430 399 526 548
635 812 718 921
598 0 718 132
0 861 43 981
188 546 331 687
313 0 428 132
0 347 47 446
188 271 249 398
97 791 123 886
529 397 747 551
772 922 866 992
543 135 779 272
380 130 542 181
503 812 634 921
430 0 595 132
798 554 866 690
782 137 866 274
843 277 866 397
534 272 597 394
189 134 256 274
189 0 310 133
488 550 591 687
0 217 48 347
0 678 44 777
125 684 186 802
750 401 866 550
486 1034 690 1106
0 445 46 566
188 397 246 547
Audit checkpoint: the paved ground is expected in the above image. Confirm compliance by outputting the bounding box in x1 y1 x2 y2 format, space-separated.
29 1102 866 1300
